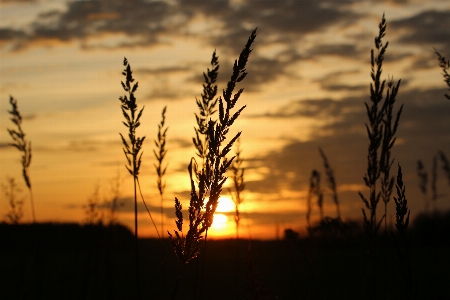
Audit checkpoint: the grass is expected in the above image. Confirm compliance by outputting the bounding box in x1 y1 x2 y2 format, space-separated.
434 49 450 100
3 13 450 300
7 96 35 223
2 177 24 224
357 14 403 299
319 147 341 220
167 27 257 298
154 106 168 240
229 137 245 240
392 164 414 299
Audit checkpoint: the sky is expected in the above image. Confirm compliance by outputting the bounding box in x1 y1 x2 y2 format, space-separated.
1 0 449 240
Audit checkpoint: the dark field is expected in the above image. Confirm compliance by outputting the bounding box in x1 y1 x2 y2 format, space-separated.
1 214 450 300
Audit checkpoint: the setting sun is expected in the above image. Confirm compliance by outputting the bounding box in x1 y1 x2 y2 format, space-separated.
211 213 228 230
216 196 236 213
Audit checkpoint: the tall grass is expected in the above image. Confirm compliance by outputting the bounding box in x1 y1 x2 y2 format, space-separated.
319 147 340 220
118 57 143 296
438 151 450 186
2 177 24 224
392 164 414 299
193 50 219 167
359 13 402 245
306 169 323 235
358 14 403 298
168 27 257 298
154 106 168 240
434 49 450 99
7 96 35 223
84 184 102 224
229 137 245 240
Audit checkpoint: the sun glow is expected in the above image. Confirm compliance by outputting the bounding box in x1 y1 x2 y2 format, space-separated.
211 213 228 230
207 196 236 236
216 196 235 212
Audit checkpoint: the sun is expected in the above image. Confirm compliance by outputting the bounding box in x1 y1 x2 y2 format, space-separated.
209 196 235 233
211 213 228 230
216 196 235 213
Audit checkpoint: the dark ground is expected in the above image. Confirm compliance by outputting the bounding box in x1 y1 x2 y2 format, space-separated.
1 212 449 300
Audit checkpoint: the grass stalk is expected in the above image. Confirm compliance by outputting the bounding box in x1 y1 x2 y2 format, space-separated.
319 147 341 219
438 151 450 186
2 177 24 224
434 49 450 100
359 14 402 298
154 106 168 296
168 28 257 297
229 137 245 240
7 96 35 223
306 170 322 235
154 106 168 240
118 57 146 297
228 137 245 296
392 164 414 299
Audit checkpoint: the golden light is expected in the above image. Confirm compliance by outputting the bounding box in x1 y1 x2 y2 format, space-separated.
216 196 235 213
211 213 228 230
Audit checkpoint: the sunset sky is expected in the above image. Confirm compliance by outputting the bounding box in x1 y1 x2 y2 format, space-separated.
1 0 449 239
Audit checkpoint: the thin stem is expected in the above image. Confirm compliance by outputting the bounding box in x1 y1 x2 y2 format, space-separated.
29 188 36 223
133 176 140 298
137 178 161 239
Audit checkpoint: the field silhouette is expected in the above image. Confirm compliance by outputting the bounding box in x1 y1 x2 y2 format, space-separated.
1 212 449 299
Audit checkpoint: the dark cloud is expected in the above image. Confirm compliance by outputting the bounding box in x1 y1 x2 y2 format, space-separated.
136 66 191 76
143 83 195 101
244 87 450 208
392 10 450 48
307 43 361 58
170 137 192 149
313 70 367 93
0 0 37 3
250 96 364 119
2 0 187 49
0 142 11 149
188 0 357 55
1 0 359 53
0 28 26 41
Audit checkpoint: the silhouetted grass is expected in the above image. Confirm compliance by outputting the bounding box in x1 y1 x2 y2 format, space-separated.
434 49 450 100
392 164 414 299
416 159 428 212
358 14 403 299
7 96 35 223
1 177 24 224
319 147 341 219
306 169 323 235
168 27 257 299
4 11 450 300
154 106 168 240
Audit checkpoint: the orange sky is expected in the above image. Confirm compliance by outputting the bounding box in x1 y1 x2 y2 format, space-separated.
1 0 450 239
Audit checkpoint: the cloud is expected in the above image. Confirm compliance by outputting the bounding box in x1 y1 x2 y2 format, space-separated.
250 96 364 119
2 0 187 50
0 142 12 149
307 43 361 59
244 87 450 201
392 10 450 48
